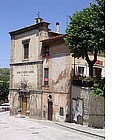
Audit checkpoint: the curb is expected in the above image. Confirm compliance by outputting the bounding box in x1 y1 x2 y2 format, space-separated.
55 122 105 139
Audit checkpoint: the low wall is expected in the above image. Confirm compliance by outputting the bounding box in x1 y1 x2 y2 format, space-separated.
89 94 105 128
71 85 105 128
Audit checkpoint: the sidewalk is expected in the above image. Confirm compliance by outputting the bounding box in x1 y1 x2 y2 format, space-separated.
55 121 105 139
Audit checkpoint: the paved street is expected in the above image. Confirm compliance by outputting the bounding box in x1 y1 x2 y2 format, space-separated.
0 112 103 140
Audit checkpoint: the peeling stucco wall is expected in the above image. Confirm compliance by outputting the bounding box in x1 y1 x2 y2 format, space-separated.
42 43 72 122
51 53 68 92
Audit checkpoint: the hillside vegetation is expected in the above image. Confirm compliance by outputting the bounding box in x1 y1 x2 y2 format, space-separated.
0 68 10 104
0 68 10 82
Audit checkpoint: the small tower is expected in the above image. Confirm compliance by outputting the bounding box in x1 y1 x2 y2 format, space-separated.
34 12 43 24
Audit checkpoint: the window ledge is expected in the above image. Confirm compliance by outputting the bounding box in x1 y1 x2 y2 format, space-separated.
42 85 50 87
22 59 29 62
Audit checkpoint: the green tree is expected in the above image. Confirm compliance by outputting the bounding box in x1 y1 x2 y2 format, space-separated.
65 0 105 77
0 68 10 81
0 81 9 103
0 68 9 104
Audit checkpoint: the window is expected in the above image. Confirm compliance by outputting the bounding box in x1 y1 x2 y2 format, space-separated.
77 66 85 76
24 44 29 59
60 107 64 116
22 39 30 60
42 45 49 58
44 68 49 85
93 67 102 77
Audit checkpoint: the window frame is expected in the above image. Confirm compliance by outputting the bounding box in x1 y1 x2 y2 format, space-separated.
76 65 86 76
23 43 29 60
22 39 30 60
93 67 102 77
78 66 85 75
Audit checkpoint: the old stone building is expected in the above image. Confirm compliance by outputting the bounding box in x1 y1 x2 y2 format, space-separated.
9 17 72 121
9 17 105 123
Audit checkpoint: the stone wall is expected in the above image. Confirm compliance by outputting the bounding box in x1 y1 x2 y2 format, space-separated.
8 90 20 116
29 93 42 119
89 94 105 128
8 90 43 119
71 86 90 125
9 24 45 118
71 85 105 128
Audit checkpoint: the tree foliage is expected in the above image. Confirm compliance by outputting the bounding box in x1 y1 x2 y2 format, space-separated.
0 68 9 104
0 81 9 103
65 0 105 77
90 77 105 97
0 68 10 82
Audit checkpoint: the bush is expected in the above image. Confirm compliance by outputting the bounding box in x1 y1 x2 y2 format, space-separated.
90 77 105 97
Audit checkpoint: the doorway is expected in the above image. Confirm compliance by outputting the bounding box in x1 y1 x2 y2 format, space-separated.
21 97 27 115
48 101 53 120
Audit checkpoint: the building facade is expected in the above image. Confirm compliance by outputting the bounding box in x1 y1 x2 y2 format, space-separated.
41 34 72 121
9 17 105 122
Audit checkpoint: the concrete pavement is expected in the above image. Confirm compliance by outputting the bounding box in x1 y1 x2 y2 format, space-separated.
0 111 105 140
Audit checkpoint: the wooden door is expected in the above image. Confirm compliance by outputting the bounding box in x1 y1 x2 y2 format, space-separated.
48 101 53 121
21 97 27 115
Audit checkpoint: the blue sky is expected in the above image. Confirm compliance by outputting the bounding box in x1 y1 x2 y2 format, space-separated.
0 0 91 68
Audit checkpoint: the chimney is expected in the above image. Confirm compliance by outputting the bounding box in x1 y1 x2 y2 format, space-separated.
56 22 59 33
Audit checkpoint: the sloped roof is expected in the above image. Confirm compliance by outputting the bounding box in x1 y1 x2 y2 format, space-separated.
41 34 66 44
9 21 50 36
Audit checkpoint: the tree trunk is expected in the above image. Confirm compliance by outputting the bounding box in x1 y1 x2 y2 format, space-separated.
85 50 98 77
89 62 94 77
